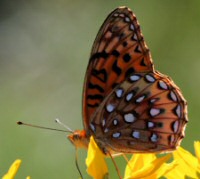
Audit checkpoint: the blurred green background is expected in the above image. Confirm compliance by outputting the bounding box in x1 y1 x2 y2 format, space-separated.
0 0 200 178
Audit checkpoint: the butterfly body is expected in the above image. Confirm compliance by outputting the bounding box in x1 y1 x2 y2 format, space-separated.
68 6 188 155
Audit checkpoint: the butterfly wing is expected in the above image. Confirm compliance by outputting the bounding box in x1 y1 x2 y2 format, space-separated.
89 72 188 153
83 7 154 131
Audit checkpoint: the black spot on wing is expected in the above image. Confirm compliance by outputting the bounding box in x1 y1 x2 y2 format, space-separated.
125 67 135 78
90 50 109 61
122 41 128 47
111 50 120 57
92 69 108 83
88 82 105 93
112 60 122 75
123 53 131 62
87 94 104 100
134 45 142 53
140 58 147 66
87 103 99 107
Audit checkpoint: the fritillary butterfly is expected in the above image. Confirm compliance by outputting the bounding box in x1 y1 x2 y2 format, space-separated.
68 6 188 155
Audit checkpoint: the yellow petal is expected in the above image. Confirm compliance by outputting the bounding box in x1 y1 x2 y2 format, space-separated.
86 136 108 179
26 176 31 179
2 159 22 179
194 141 200 163
144 154 177 179
194 141 200 175
165 146 199 179
125 153 156 177
125 154 174 179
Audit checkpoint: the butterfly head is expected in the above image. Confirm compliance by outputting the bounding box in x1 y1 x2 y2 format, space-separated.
68 130 89 149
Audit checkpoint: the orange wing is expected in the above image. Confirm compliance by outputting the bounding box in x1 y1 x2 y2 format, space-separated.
89 72 188 153
83 7 154 131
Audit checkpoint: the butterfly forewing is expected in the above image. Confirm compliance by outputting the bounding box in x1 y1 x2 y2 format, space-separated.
83 7 154 130
89 72 187 153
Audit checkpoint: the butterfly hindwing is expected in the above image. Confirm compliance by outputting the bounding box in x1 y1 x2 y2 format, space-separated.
89 72 188 153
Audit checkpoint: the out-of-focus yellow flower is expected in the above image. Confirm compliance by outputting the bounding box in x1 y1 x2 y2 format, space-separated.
86 136 108 179
2 159 21 179
124 153 177 179
194 141 200 163
195 141 200 177
2 159 30 179
165 141 200 179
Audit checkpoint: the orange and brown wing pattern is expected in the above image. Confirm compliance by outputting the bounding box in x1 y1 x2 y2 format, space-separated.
89 72 188 153
83 7 154 130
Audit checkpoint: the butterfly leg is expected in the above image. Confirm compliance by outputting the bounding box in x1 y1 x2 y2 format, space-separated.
122 154 131 169
75 148 84 179
108 151 122 179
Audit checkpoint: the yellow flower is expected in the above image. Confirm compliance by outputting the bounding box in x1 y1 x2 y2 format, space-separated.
165 141 200 179
194 141 200 164
2 159 30 179
86 137 176 179
86 139 200 179
124 153 177 179
86 136 108 179
2 159 21 179
195 141 200 177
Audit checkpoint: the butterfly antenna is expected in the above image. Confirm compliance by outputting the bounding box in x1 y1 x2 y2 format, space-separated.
55 118 74 133
75 148 84 179
17 121 73 133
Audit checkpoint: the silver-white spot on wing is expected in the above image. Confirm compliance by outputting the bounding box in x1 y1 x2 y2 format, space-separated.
129 74 141 82
124 113 136 123
102 119 106 127
132 131 140 139
150 108 161 117
115 88 124 98
135 95 145 103
106 104 115 113
112 132 121 138
104 128 109 133
173 121 179 133
90 123 95 132
158 80 168 90
145 74 155 83
151 133 158 142
175 105 181 118
170 91 177 102
126 92 134 101
130 24 135 31
148 121 154 128
125 16 130 22
113 119 118 126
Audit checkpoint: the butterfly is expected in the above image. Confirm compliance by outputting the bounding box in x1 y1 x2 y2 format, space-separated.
68 6 188 157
